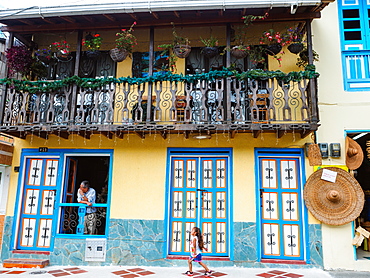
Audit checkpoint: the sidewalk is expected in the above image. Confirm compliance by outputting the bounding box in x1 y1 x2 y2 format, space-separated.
0 266 345 277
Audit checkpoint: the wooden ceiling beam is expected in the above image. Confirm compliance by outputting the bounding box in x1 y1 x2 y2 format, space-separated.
1 12 321 33
129 13 138 21
152 12 159 20
19 19 33 25
60 16 76 24
103 14 116 22
83 16 95 23
174 11 180 18
43 18 56 24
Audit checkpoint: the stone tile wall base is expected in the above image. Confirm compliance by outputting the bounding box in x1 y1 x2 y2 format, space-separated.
1 217 323 268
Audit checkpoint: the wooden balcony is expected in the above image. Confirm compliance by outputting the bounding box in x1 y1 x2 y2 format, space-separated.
0 71 319 140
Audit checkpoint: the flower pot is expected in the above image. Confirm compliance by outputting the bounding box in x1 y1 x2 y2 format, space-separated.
86 50 100 59
201 47 219 58
266 44 282 56
56 50 72 62
231 46 248 59
287 43 304 54
173 44 191 58
109 48 128 62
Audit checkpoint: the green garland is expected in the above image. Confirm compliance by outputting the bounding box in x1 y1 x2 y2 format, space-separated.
0 67 319 93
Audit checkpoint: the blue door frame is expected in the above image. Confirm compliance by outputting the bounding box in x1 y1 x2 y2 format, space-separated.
255 148 309 262
165 148 233 259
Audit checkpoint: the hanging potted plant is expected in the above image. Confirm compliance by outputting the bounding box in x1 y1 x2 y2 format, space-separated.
5 45 33 78
110 22 137 62
34 47 56 65
200 36 219 58
228 13 269 59
286 26 305 54
260 29 291 56
52 40 72 62
158 22 191 72
82 32 103 59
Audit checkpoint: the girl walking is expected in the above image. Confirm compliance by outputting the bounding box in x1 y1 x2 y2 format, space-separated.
185 227 212 276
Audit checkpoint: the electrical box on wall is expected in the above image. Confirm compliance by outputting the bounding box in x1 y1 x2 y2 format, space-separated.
318 143 329 158
85 238 106 261
330 143 341 158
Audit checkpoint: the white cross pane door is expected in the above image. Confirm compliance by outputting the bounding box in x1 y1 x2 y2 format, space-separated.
258 157 305 260
168 156 229 257
17 157 59 250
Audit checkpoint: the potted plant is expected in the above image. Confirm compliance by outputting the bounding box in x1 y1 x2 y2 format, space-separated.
296 46 319 68
200 36 219 58
82 32 103 58
229 13 269 59
110 22 137 62
286 26 305 54
5 45 33 78
34 47 56 65
52 40 71 62
259 29 291 56
158 22 191 72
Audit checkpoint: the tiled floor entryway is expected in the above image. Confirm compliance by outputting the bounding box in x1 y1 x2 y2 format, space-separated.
256 270 304 278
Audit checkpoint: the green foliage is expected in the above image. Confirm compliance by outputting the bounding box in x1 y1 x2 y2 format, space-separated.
115 22 137 53
0 68 319 93
200 36 218 47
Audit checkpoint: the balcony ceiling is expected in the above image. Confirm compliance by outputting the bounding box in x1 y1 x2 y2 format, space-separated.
0 0 334 33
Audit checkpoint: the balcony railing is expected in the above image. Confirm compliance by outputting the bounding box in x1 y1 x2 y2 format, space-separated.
0 70 319 139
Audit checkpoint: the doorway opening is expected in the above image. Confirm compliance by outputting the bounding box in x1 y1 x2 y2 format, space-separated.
348 132 370 260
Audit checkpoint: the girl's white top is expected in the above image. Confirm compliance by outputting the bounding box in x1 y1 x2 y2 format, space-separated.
190 235 202 255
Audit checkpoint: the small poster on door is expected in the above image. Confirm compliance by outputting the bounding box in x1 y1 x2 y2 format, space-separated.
321 168 337 183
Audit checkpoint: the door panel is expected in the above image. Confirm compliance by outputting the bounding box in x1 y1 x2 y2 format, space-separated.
17 157 59 250
169 156 229 257
259 156 304 260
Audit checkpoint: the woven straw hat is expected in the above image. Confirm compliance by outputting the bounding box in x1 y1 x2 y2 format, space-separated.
303 167 364 226
345 136 364 170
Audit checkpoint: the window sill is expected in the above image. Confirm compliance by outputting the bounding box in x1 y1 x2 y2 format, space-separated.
261 259 306 265
12 250 50 255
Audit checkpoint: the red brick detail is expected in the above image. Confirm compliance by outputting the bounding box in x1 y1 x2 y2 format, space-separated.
12 250 50 255
121 274 139 278
6 271 26 274
269 270 287 275
211 272 228 277
127 268 145 272
256 273 277 278
261 259 307 265
137 271 155 276
70 270 88 274
283 273 304 278
51 273 71 277
112 270 130 275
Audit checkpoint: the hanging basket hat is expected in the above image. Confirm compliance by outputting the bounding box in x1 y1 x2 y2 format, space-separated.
345 136 364 170
303 167 364 226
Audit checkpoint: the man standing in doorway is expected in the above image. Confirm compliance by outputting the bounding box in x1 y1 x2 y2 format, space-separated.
77 180 97 235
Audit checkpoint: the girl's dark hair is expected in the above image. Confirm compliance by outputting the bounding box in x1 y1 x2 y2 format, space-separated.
193 227 204 249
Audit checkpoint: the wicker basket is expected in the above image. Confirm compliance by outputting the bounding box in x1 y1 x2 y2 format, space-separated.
308 143 322 166
173 45 191 58
201 47 219 58
109 48 128 62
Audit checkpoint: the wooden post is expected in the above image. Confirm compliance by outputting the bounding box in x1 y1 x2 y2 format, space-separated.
70 30 83 124
306 19 319 123
146 26 154 123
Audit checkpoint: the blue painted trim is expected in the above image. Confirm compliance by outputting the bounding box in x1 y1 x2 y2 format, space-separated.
254 148 309 262
165 148 233 259
12 148 114 251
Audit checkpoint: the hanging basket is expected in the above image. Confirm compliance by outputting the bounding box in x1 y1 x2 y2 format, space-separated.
201 47 219 58
266 44 282 56
231 46 248 59
287 43 304 54
36 55 56 65
55 50 72 62
110 48 129 62
173 44 191 58
308 143 322 166
85 50 100 59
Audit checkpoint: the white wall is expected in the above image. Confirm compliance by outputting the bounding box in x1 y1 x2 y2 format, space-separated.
313 2 370 271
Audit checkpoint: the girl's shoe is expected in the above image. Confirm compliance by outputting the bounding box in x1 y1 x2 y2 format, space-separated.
185 271 194 276
205 270 213 276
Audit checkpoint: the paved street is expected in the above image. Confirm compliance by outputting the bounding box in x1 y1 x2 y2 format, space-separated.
0 266 369 277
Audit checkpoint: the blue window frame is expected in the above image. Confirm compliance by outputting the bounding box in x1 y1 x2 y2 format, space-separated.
338 0 370 91
12 149 113 251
